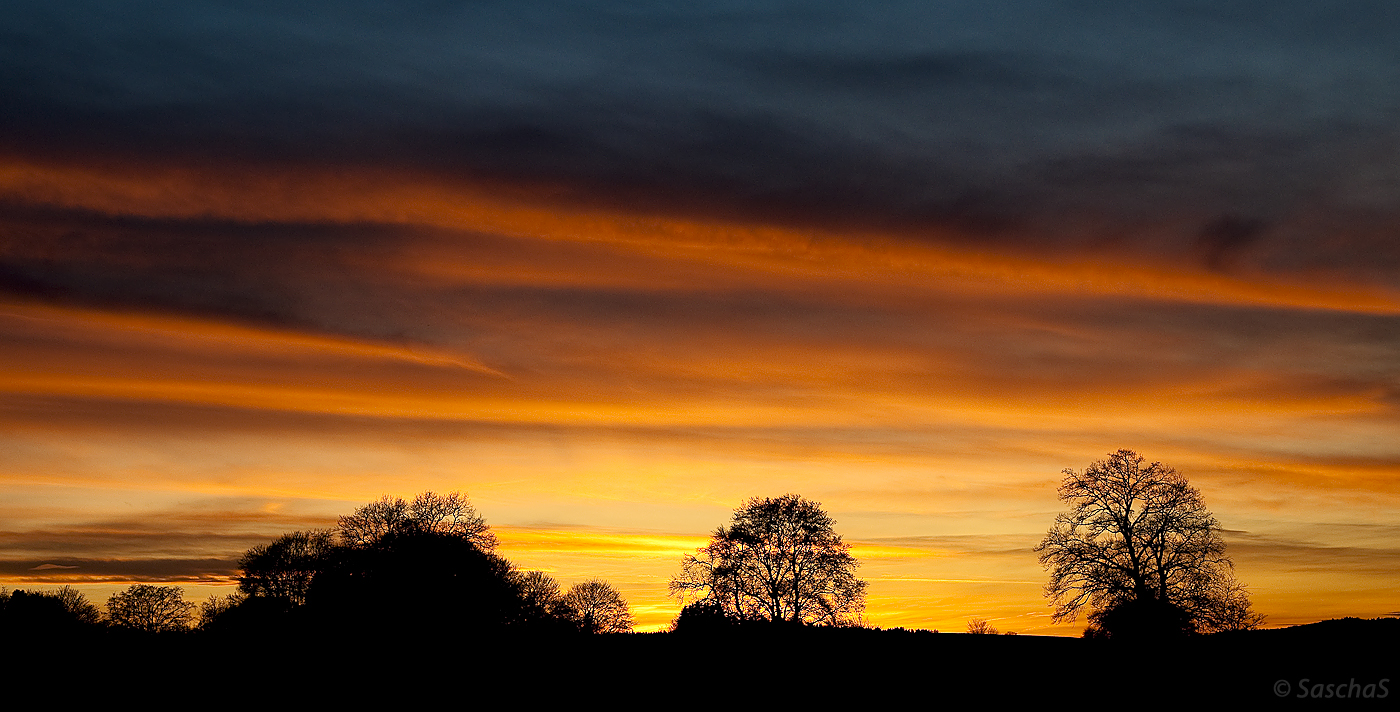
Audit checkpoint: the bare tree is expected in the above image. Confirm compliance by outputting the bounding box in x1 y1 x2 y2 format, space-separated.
197 592 246 631
670 494 866 626
966 618 999 635
1035 449 1263 637
48 586 101 625
106 584 193 633
562 580 633 634
1190 574 1267 633
517 570 571 620
337 491 496 551
337 494 409 546
238 529 336 606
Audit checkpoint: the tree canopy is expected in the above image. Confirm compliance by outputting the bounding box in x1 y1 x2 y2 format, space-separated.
238 529 336 606
1035 449 1263 638
517 570 577 627
106 584 193 633
50 585 101 625
337 490 497 551
670 494 865 626
0 587 100 633
562 580 633 634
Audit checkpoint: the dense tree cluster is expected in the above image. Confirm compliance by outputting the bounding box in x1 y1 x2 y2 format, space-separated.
3 491 633 640
0 585 101 633
208 490 632 636
2 583 199 636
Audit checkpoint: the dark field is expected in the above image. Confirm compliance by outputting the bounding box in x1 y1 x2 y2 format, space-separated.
8 618 1393 704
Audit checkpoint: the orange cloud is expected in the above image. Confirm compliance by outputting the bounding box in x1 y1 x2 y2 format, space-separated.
5 156 1398 316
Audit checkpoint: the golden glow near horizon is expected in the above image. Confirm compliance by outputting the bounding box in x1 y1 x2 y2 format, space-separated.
3 158 1398 633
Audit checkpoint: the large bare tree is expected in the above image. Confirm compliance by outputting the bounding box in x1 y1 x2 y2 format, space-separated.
1035 449 1263 636
670 494 865 626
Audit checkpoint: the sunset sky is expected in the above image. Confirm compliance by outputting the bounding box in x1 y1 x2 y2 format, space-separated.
3 1 1398 633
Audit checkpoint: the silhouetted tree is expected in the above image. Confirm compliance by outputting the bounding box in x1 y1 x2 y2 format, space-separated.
1192 574 1267 633
337 491 496 550
670 494 866 626
197 592 246 631
1035 449 1263 639
670 600 737 632
562 580 633 634
966 618 999 635
106 584 193 633
45 586 101 625
517 571 572 621
238 529 336 606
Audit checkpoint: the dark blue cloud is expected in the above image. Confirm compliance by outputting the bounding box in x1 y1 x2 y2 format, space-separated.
4 1 1400 271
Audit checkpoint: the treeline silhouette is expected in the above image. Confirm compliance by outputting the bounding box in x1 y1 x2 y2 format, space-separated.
2 452 1274 641
3 484 1395 701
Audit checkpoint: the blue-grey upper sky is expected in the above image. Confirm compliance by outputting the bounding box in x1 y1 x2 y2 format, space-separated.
5 1 1400 274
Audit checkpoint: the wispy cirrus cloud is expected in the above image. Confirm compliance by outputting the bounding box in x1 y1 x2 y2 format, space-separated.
0 558 237 584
